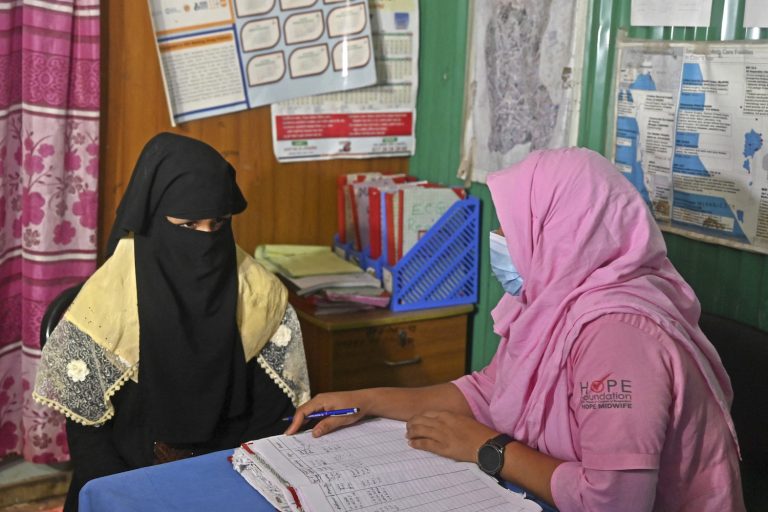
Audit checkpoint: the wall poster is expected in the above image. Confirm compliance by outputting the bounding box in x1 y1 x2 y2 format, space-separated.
611 36 768 254
269 0 419 162
147 0 377 125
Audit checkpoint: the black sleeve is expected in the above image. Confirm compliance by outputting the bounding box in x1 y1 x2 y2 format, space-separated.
242 361 296 441
64 419 129 512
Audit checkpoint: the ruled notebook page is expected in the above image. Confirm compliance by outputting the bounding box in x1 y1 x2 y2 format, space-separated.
237 417 541 512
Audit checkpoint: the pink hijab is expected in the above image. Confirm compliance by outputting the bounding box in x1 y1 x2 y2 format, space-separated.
486 147 737 450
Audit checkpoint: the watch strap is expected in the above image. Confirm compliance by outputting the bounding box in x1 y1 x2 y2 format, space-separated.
487 433 514 449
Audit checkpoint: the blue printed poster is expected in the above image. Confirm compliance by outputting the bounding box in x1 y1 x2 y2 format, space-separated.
613 43 684 222
612 40 768 254
148 0 377 125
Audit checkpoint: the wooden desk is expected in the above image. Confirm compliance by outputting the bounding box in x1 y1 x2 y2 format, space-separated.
291 301 473 393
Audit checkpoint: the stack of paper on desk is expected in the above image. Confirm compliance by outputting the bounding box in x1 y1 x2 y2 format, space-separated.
254 245 362 277
279 271 381 297
322 286 390 307
232 418 542 512
288 286 391 315
254 244 383 299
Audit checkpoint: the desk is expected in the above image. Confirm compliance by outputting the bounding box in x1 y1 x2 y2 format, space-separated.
78 447 556 512
292 300 473 393
79 450 270 512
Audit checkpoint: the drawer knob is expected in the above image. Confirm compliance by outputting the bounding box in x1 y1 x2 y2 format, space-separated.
383 356 422 367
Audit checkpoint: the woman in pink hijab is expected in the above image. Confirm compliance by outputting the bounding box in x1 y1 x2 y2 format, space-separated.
286 148 745 511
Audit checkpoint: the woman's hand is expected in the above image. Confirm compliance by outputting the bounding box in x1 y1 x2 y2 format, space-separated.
406 411 498 463
285 384 476 440
284 390 369 437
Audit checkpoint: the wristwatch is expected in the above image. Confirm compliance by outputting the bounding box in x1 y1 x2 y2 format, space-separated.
477 433 515 477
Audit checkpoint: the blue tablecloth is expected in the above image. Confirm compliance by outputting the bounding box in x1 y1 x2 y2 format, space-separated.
79 448 556 512
79 449 274 512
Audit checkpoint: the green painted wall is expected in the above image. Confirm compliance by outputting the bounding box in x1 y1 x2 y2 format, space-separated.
409 0 503 370
409 1 469 182
411 0 768 371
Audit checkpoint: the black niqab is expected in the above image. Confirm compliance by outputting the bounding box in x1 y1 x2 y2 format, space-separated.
106 132 248 444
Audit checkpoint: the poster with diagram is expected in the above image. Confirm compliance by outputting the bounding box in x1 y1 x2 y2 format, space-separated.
612 42 685 223
611 38 768 254
147 0 377 125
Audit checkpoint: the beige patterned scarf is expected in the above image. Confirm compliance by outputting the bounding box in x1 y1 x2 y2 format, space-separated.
34 238 310 426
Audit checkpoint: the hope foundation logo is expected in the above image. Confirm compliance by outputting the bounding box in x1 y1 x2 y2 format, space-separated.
579 373 633 410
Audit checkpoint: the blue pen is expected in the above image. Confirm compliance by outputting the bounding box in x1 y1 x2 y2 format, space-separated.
282 407 359 422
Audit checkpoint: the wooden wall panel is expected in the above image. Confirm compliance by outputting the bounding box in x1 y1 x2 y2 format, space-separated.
99 1 408 260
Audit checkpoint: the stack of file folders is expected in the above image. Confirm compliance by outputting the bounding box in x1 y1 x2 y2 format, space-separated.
337 172 467 267
333 172 480 312
254 244 390 314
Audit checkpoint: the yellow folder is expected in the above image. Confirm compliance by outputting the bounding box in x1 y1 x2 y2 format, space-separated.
254 245 362 277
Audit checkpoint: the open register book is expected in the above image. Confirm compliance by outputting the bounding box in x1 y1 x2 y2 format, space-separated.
231 417 542 512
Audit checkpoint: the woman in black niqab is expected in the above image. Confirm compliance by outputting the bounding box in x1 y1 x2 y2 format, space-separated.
108 132 249 445
52 133 301 512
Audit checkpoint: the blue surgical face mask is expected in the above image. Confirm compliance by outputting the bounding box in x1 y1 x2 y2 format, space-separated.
489 231 524 296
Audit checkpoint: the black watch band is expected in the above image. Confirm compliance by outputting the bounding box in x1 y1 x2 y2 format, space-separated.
477 433 515 477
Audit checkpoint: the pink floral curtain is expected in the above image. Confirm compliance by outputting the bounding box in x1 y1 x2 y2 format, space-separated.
0 0 99 463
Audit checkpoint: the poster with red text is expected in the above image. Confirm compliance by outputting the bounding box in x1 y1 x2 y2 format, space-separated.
270 0 418 161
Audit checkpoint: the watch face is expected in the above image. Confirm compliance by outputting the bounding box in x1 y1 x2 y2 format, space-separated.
477 443 502 475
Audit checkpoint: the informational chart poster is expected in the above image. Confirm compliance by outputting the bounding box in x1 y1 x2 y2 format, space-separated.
611 38 768 254
147 0 377 125
613 42 685 222
270 0 418 161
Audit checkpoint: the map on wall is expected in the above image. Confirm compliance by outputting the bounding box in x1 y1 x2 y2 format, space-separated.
459 0 587 183
610 37 768 255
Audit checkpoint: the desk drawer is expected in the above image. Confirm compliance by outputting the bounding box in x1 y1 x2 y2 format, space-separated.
301 314 468 392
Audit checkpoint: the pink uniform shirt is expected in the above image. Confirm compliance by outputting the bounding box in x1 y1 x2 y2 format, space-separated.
455 313 744 511
462 148 744 511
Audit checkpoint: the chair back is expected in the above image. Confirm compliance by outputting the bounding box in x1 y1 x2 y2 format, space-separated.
39 283 84 349
699 312 768 510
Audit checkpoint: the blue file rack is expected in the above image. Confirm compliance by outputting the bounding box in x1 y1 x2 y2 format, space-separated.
334 196 480 312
